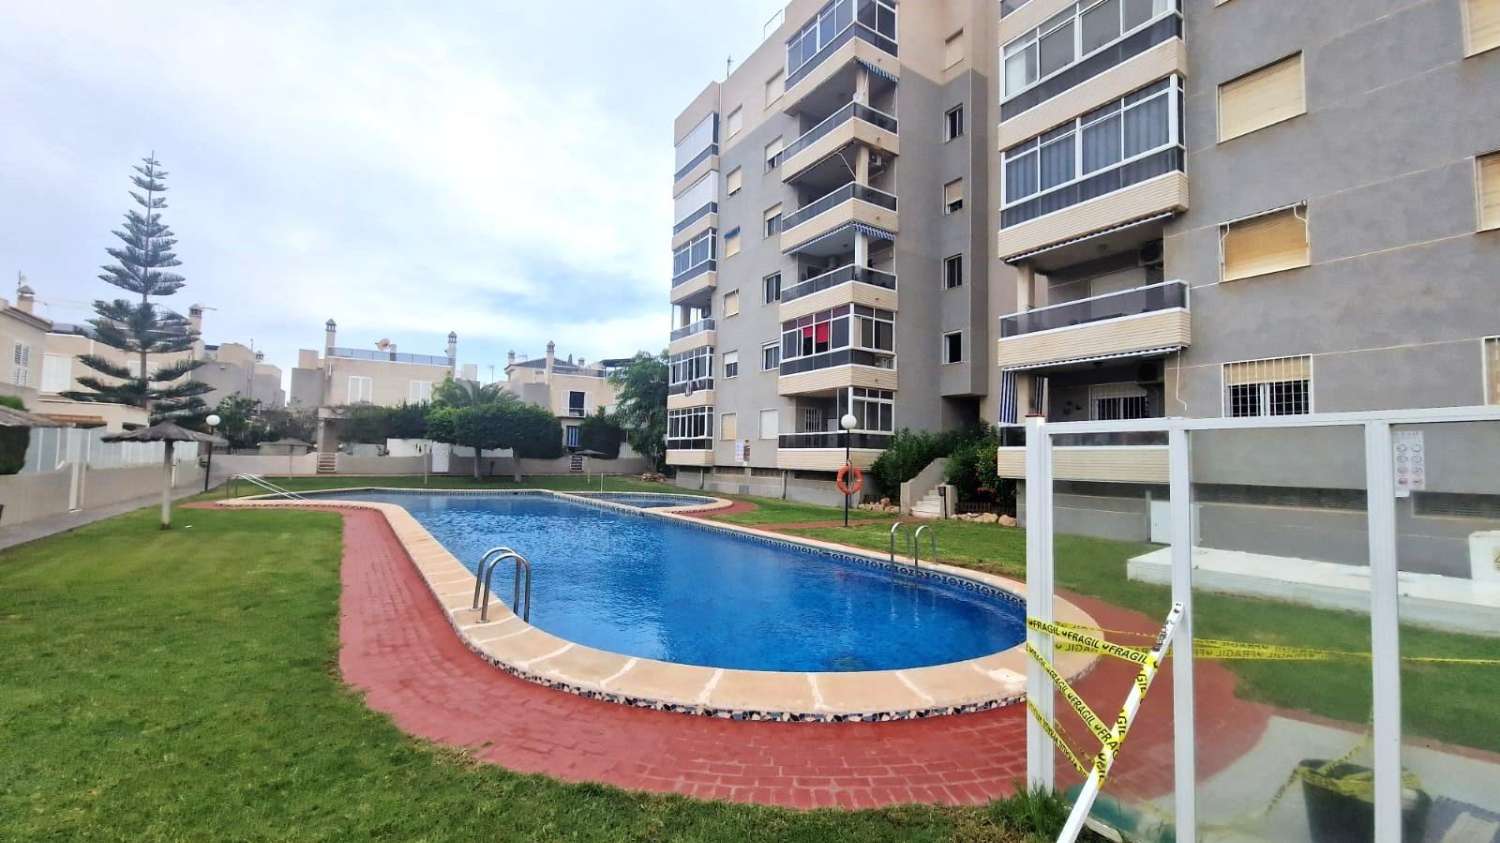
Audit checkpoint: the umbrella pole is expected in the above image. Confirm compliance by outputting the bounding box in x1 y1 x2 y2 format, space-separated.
161 441 174 529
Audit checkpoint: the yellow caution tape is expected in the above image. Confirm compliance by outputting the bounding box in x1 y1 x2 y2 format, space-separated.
1027 617 1157 668
1025 642 1119 751
1026 698 1090 777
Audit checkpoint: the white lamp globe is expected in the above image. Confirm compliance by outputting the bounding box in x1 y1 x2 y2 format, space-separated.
206 414 222 428
839 413 859 431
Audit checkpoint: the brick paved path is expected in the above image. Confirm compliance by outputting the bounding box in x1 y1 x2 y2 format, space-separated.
335 506 1270 809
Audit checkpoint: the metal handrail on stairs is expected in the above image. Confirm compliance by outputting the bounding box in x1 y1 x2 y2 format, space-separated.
912 524 938 566
476 548 533 623
890 522 916 567
229 474 309 501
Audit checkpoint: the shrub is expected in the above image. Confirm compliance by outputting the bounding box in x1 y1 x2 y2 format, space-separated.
944 426 1002 501
578 408 623 459
868 428 948 498
0 395 29 475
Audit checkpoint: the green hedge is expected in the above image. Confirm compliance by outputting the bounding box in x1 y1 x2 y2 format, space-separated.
0 395 31 475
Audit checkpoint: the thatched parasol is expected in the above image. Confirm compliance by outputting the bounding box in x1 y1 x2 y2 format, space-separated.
0 405 69 428
103 421 228 528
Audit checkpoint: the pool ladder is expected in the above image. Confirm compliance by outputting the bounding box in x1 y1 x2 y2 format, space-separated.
228 473 308 501
889 523 938 568
472 546 534 623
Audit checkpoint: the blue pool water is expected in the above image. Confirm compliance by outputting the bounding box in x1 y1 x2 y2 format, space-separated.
325 492 1025 672
573 492 717 509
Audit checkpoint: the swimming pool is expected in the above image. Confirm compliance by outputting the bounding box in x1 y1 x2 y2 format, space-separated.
569 491 718 509
316 491 1027 673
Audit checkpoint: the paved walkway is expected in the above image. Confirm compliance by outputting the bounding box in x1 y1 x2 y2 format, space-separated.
335 506 1271 808
0 484 204 552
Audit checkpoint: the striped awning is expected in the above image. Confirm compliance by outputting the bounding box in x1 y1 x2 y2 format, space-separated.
784 220 895 254
857 58 899 84
1001 346 1182 372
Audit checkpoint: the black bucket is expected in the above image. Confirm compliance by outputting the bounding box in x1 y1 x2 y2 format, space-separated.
1299 760 1430 843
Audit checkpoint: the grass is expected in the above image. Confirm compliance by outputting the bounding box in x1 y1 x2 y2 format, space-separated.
710 495 895 526
0 502 1079 842
789 521 1500 754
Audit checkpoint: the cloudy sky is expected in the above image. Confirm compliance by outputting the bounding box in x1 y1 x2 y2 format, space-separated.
1 1 778 382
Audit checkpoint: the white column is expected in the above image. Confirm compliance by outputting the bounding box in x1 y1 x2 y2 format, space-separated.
160 441 175 529
1169 425 1197 842
1015 263 1036 311
1364 422 1403 843
1024 413 1055 790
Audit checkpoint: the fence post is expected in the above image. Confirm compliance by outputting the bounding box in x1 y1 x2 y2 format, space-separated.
1169 424 1196 842
1024 414 1055 791
1364 422 1402 843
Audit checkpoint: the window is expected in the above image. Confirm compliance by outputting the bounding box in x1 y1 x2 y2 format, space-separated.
674 172 718 225
759 409 780 440
1464 0 1500 56
764 204 783 238
565 425 581 448
786 0 898 78
674 112 718 175
724 228 741 258
723 289 741 317
1218 53 1305 143
667 407 714 447
669 346 714 387
1224 356 1312 417
408 380 432 403
723 351 740 379
1002 77 1180 217
726 167 743 195
944 29 965 68
1221 204 1310 282
567 390 587 416
763 273 782 304
11 342 31 387
943 331 964 364
944 104 965 142
721 412 738 441
726 107 743 139
1486 338 1500 405
40 353 70 393
765 136 784 172
943 254 964 289
673 230 717 278
1003 0 1172 97
347 375 373 404
944 179 964 214
1479 151 1500 231
1090 383 1149 420
843 387 895 432
762 342 781 370
766 70 785 105
780 305 895 366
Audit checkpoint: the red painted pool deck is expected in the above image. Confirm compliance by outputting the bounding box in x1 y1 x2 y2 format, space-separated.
333 505 1271 809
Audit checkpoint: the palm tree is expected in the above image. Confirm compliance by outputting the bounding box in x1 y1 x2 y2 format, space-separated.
431 377 506 409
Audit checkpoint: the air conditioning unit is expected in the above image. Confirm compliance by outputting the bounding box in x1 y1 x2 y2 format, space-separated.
1138 241 1164 268
869 153 887 170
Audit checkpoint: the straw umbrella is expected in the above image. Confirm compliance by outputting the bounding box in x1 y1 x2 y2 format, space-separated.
103 421 227 529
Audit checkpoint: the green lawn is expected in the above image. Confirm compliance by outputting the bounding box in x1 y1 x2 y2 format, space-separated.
710 495 896 526
790 521 1500 754
0 503 1072 842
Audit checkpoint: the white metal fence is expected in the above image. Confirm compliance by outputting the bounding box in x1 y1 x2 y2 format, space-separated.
1024 405 1500 843
22 427 201 474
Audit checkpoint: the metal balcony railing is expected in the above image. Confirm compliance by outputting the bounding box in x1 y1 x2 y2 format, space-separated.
782 182 897 230
670 318 716 342
781 264 896 304
667 378 714 396
786 19 898 90
778 431 893 449
671 260 716 288
779 102 898 168
779 348 894 377
328 347 451 366
999 280 1187 338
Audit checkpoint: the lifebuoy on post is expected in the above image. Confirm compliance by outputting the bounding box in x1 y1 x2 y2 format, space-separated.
836 464 864 497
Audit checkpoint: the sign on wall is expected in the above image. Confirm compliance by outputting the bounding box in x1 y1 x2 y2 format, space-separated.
1392 430 1426 498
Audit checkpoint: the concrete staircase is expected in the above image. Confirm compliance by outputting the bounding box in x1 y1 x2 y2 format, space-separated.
910 487 950 520
316 452 338 474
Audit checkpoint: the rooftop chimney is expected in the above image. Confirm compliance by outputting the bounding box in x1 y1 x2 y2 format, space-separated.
324 319 337 354
15 277 35 315
507 350 516 365
446 331 458 362
545 340 556 378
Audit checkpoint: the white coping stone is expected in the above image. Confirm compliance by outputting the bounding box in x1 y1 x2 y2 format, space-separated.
221 489 1096 718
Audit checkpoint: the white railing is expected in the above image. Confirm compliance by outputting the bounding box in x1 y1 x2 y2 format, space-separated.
22 427 200 475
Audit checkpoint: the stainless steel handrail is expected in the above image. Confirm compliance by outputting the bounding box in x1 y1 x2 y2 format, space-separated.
889 522 916 567
230 473 308 501
479 551 533 623
472 547 517 610
912 525 937 566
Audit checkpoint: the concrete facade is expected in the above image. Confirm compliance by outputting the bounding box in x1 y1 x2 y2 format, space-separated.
993 0 1500 576
289 319 457 411
197 342 285 409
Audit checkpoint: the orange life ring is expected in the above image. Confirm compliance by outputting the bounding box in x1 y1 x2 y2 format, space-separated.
836 464 864 497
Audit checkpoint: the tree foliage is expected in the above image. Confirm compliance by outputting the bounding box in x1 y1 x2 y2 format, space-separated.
432 377 504 409
607 352 668 470
868 426 1000 499
212 395 262 449
577 408 624 459
61 156 212 423
0 396 30 475
423 392 563 478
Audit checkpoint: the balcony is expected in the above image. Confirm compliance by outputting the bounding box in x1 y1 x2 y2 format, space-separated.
777 441 885 472
780 265 897 320
779 431 892 450
666 448 715 467
783 1 898 115
996 443 1169 484
778 350 896 396
328 347 452 367
667 378 714 410
668 319 716 354
780 102 899 182
670 261 716 305
997 281 1190 370
781 183 897 254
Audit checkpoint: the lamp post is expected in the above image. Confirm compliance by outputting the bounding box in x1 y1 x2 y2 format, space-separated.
840 412 858 528
203 413 222 492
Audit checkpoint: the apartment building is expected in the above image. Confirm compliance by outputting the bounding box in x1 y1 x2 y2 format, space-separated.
197 342 286 409
501 343 629 450
289 319 459 410
992 0 1500 575
667 0 1000 501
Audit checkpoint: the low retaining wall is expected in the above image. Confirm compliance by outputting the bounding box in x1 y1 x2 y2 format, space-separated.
0 462 203 528
671 470 848 507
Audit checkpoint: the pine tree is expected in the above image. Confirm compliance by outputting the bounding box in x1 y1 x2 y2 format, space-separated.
62 155 212 422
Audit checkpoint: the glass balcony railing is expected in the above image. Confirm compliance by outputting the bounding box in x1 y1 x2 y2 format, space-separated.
779 431 893 450
328 347 451 366
1001 146 1183 229
667 437 713 451
781 264 896 304
1002 14 1182 122
778 102 898 168
996 427 1168 447
674 144 719 182
779 348 894 377
1000 0 1032 17
671 260 716 288
782 183 896 230
668 378 714 396
785 3 898 91
673 203 718 235
670 318 716 342
999 280 1187 338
